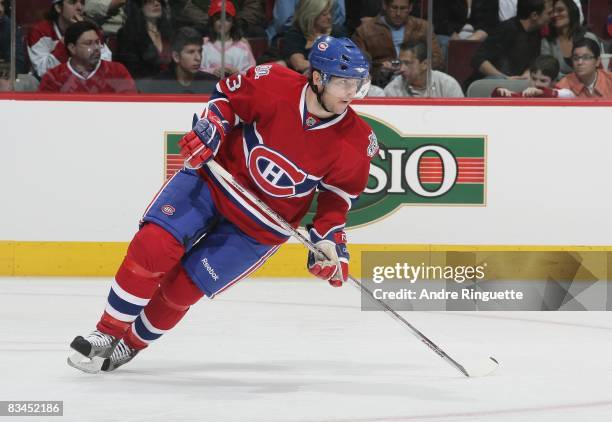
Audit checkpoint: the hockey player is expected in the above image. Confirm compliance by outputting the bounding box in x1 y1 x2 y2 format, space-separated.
67 35 378 373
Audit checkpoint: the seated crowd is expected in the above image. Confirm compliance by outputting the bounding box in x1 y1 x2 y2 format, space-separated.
0 0 610 97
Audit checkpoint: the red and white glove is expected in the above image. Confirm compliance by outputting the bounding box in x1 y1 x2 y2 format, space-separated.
307 227 349 287
178 114 225 169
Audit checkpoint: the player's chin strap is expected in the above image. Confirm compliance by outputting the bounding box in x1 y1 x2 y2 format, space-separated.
310 84 333 114
204 159 499 378
309 70 334 114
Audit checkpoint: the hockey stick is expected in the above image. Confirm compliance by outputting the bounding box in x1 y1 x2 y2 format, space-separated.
206 160 499 377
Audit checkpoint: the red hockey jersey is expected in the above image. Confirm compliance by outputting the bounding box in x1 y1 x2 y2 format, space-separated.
200 64 377 245
38 59 136 93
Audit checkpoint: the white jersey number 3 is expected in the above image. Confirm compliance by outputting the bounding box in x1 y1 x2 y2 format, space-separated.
226 74 242 92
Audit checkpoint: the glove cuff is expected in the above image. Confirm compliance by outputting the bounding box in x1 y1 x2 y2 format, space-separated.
308 227 347 244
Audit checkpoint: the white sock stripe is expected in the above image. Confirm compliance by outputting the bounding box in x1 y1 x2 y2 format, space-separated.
105 303 138 323
139 310 166 335
130 324 150 344
111 279 150 306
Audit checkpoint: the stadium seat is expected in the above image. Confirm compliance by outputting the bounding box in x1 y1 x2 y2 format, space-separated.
15 74 39 92
586 0 610 40
105 34 118 55
446 39 483 89
277 37 286 56
420 0 429 19
247 37 269 63
16 0 49 27
466 78 530 98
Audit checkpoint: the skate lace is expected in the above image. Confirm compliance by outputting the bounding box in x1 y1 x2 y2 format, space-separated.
85 330 114 347
111 341 135 364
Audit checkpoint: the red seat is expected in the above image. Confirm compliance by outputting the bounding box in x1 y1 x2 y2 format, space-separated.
420 0 429 19
446 39 483 89
447 40 482 86
277 37 286 56
105 34 118 55
16 0 50 27
247 37 269 63
587 0 610 40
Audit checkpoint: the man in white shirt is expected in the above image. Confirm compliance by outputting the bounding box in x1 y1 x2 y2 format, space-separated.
384 41 464 97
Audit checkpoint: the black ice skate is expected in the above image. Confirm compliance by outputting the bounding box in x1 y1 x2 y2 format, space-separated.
101 339 139 372
67 330 120 373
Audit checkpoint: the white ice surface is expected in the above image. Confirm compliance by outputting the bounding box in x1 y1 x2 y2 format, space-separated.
1 277 611 422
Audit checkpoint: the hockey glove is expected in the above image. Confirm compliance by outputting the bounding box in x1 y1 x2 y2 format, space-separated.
307 227 349 287
178 114 224 169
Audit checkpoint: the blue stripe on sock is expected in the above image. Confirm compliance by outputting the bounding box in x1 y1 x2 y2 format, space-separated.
108 288 144 316
134 316 163 341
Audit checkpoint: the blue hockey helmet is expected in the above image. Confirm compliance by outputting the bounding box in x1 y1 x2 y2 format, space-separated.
308 36 370 80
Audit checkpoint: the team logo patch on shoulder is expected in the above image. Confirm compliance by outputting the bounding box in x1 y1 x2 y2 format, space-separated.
317 42 329 51
254 65 272 80
367 131 379 157
161 204 175 216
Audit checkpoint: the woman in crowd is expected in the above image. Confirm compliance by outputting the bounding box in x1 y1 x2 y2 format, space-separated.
115 0 173 79
281 0 345 74
541 0 602 79
200 0 256 77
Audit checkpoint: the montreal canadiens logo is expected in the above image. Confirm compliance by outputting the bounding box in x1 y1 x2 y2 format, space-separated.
161 204 175 216
248 146 307 197
317 42 329 52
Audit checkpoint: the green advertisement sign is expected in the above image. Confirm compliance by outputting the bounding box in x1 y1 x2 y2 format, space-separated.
165 114 486 228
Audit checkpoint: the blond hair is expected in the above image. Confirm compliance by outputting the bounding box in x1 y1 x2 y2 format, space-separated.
294 0 333 39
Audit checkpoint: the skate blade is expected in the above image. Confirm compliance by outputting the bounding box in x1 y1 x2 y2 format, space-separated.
67 351 106 374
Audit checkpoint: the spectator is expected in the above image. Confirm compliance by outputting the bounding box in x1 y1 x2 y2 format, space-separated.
346 0 381 35
281 0 344 74
236 0 268 38
367 84 386 96
200 0 256 77
541 0 602 79
27 0 112 78
352 0 444 88
472 0 553 80
433 0 498 60
265 0 345 42
499 0 582 23
492 54 574 96
38 20 136 92
384 41 464 97
557 37 612 97
170 0 209 36
1 0 27 74
140 26 219 93
84 0 127 35
116 0 173 79
0 61 8 91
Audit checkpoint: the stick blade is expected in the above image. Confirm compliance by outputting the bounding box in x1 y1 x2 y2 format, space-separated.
464 356 499 377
